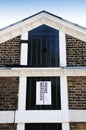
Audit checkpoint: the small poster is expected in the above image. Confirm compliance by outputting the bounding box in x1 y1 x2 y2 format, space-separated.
36 81 51 105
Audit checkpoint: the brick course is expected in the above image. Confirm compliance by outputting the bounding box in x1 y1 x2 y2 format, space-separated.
0 77 19 110
66 34 86 66
0 36 21 67
70 123 86 130
68 76 86 109
0 124 17 130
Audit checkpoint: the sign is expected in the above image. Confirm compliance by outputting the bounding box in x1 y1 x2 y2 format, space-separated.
36 81 51 105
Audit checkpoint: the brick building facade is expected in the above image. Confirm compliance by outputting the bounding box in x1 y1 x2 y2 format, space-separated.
0 11 86 130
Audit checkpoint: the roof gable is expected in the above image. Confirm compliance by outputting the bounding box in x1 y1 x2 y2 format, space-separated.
0 10 86 43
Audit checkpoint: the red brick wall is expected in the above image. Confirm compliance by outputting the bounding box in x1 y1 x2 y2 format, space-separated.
68 77 86 109
0 124 17 130
0 77 19 110
66 34 86 66
0 36 21 67
70 123 86 130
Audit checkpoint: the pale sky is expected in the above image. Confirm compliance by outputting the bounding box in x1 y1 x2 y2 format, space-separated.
0 0 86 29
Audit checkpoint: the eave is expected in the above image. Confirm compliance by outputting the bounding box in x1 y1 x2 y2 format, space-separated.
0 11 86 43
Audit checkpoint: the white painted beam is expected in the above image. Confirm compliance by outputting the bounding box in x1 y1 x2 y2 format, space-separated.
0 111 14 123
15 110 86 123
69 110 86 122
0 67 86 77
15 110 63 123
0 110 86 124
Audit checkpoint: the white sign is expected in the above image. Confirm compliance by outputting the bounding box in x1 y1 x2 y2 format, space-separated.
36 81 51 105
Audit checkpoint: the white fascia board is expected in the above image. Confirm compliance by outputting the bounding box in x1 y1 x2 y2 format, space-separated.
0 13 43 43
0 111 14 123
0 12 43 35
44 13 86 34
43 17 86 42
0 12 86 43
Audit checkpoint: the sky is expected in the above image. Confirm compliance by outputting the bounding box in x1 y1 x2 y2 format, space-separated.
0 0 86 29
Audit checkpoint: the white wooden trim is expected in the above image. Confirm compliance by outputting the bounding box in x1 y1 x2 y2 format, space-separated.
0 12 86 44
0 67 86 77
20 43 28 65
0 110 86 124
69 110 86 122
15 110 62 123
20 32 28 65
17 124 25 130
59 31 66 67
21 32 28 40
60 76 69 130
60 76 69 110
62 123 70 130
15 110 86 123
0 111 14 123
18 77 27 110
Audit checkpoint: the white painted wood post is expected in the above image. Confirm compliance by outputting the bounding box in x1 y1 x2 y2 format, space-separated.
60 76 70 130
18 77 27 110
20 32 28 65
17 32 28 130
17 124 25 130
17 77 27 130
59 31 66 67
59 30 70 130
62 123 70 130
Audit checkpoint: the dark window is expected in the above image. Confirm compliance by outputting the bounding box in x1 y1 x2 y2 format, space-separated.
28 25 59 67
26 77 61 110
25 123 62 130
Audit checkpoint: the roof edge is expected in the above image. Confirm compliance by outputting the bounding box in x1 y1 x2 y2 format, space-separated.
0 10 86 31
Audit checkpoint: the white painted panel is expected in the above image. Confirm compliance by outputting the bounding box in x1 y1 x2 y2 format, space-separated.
59 31 66 67
69 110 86 122
1 68 86 77
20 32 28 65
60 76 69 110
17 124 25 130
21 32 28 40
61 76 70 130
0 111 14 123
62 110 69 122
15 110 62 123
18 77 27 110
62 123 70 130
20 43 28 65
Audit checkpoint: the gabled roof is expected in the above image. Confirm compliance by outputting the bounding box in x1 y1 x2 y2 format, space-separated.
0 10 86 43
